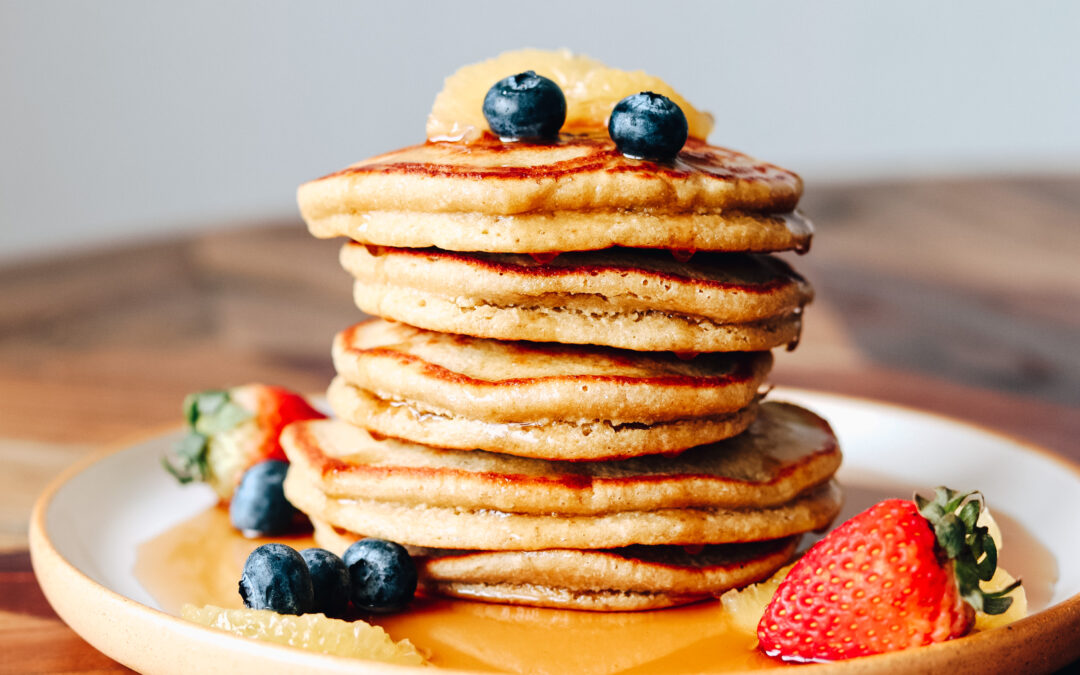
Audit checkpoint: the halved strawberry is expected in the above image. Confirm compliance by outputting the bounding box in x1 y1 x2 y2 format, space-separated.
757 487 1021 662
163 384 325 501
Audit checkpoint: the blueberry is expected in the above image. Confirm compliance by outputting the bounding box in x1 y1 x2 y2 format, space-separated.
300 548 351 618
482 71 566 140
229 460 298 536
607 92 688 162
238 543 314 615
343 538 417 613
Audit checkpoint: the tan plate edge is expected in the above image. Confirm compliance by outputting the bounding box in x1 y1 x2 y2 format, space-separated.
28 436 464 675
27 389 1080 674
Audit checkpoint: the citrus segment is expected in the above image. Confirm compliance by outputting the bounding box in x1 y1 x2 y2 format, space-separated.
427 48 714 142
719 563 793 635
973 568 1027 632
181 604 426 665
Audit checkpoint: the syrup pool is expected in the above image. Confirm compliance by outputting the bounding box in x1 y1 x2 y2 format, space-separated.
134 507 777 672
134 500 1054 673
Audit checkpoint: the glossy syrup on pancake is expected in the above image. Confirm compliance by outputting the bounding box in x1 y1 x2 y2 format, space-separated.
357 245 809 291
298 134 813 254
319 135 801 207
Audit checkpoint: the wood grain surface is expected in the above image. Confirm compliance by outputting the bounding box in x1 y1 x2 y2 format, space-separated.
1 175 1078 673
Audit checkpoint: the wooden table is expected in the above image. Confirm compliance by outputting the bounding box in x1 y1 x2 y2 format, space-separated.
2 175 1078 672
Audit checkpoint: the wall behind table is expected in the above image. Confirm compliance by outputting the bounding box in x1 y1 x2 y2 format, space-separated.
2 0 1079 263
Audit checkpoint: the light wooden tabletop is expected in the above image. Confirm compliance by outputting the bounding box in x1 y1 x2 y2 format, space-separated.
1 175 1078 672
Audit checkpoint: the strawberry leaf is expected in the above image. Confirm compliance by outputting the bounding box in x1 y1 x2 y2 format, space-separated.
183 395 200 425
195 400 252 435
187 390 229 419
936 513 965 558
980 579 1022 614
162 431 209 483
975 536 997 581
915 486 1021 616
165 388 252 487
959 500 980 529
981 594 1014 615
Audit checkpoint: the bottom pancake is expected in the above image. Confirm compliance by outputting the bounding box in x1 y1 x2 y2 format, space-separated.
312 518 798 611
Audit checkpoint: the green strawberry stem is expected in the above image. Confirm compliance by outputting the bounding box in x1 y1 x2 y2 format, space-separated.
162 432 209 483
914 486 1022 615
163 389 253 484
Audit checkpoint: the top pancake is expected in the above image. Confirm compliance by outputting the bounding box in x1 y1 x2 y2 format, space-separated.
298 135 811 254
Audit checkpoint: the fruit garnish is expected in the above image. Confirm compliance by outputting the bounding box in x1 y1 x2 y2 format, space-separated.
163 384 325 501
182 604 426 665
482 70 567 140
239 543 314 615
343 538 418 613
720 563 794 634
973 566 1027 631
229 460 301 537
427 48 714 142
608 92 689 162
722 561 1024 640
756 487 1023 662
301 548 352 619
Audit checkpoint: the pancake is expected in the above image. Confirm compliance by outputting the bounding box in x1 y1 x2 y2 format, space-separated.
298 135 811 254
333 319 773 423
312 518 799 611
285 474 840 551
327 377 760 460
340 244 812 352
281 402 843 550
280 401 841 515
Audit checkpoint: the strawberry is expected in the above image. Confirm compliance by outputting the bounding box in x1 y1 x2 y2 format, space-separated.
757 487 1021 662
163 384 325 501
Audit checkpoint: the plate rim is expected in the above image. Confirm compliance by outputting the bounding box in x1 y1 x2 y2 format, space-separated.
28 387 1080 675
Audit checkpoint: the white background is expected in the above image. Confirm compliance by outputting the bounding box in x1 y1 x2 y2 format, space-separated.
2 0 1079 263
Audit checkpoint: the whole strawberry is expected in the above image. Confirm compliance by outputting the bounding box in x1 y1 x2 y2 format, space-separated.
757 487 1020 662
163 384 325 501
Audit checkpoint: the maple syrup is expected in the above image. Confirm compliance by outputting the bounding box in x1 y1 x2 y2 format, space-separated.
134 507 775 672
671 248 696 263
134 498 1055 673
528 252 560 264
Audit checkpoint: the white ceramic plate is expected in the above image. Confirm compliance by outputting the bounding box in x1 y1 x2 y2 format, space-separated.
30 389 1080 674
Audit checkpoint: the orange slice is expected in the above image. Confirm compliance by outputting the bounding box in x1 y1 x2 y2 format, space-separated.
182 604 426 665
427 48 714 142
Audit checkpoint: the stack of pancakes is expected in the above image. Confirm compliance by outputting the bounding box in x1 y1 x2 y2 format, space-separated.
284 131 842 610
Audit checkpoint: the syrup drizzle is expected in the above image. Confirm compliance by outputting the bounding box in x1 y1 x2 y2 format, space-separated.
671 248 696 263
528 252 560 264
